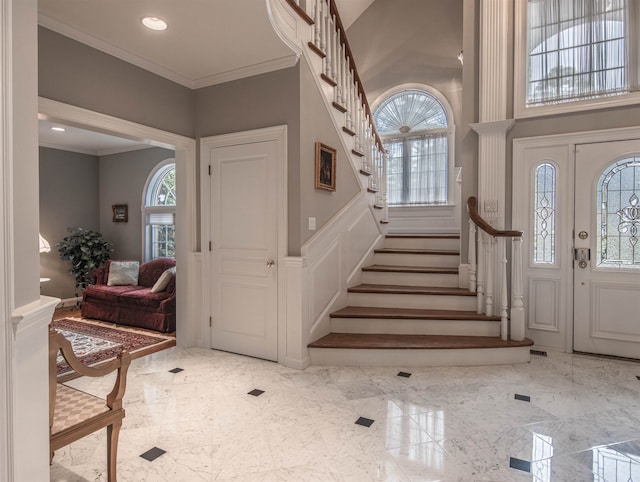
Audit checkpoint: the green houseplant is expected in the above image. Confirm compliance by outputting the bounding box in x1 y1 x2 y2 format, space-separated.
56 227 114 291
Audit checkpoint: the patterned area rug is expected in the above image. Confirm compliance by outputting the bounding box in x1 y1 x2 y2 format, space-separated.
51 317 176 381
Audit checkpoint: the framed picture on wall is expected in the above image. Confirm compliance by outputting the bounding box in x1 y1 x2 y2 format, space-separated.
112 204 128 223
315 142 336 191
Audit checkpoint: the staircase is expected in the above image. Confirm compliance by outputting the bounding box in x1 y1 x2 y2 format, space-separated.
308 234 533 367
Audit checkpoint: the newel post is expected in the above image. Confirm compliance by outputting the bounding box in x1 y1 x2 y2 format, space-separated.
510 236 525 341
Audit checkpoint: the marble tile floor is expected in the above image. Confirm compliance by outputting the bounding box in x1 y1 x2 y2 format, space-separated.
50 347 640 481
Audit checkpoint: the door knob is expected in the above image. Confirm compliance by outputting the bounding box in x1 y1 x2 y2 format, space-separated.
266 259 275 268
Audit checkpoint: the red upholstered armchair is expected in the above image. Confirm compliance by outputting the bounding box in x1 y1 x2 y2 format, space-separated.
81 258 176 333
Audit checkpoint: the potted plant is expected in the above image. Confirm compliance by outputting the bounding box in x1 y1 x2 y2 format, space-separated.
56 227 114 293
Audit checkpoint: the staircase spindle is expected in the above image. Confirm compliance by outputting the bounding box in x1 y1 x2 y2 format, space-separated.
476 231 485 314
499 237 508 341
468 220 477 292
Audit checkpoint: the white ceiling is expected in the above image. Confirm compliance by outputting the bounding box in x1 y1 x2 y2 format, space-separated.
37 0 375 154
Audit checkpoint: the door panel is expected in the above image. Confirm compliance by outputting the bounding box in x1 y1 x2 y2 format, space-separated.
209 140 278 361
574 140 640 359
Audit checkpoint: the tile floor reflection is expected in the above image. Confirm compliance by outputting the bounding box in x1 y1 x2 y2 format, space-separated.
50 348 640 481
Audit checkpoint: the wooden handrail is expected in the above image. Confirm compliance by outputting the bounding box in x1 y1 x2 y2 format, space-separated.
327 0 383 151
467 197 523 238
285 0 384 151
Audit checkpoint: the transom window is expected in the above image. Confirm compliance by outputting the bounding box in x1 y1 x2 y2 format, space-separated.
373 89 450 206
143 161 176 262
516 0 640 116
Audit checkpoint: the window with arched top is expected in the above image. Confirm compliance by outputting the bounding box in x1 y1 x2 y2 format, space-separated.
373 88 451 206
597 156 640 268
533 162 557 264
143 161 176 262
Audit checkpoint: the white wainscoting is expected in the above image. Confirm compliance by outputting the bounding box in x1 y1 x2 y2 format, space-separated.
285 192 383 368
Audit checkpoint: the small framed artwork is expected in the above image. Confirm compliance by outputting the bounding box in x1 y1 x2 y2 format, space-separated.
315 142 336 192
112 204 128 223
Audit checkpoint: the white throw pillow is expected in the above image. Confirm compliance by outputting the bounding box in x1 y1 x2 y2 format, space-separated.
107 261 140 286
150 266 176 293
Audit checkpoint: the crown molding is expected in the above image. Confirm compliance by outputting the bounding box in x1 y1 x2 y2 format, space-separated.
192 54 298 89
39 14 195 88
39 14 299 90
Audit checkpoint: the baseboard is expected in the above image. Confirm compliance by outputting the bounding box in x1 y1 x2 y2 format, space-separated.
57 297 81 309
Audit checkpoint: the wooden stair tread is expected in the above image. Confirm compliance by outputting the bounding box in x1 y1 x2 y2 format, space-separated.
331 306 500 321
308 333 534 349
348 284 475 296
362 264 458 274
385 234 460 239
375 248 460 255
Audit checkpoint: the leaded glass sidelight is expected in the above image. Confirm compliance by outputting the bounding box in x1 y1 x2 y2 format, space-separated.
533 162 557 264
597 157 640 268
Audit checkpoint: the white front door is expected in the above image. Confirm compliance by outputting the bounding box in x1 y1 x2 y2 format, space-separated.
573 140 640 359
206 137 279 361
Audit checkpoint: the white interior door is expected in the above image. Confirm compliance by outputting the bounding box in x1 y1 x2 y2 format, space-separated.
574 140 640 359
208 139 278 361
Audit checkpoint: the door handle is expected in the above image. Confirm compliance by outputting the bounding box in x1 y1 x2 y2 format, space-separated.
266 259 275 268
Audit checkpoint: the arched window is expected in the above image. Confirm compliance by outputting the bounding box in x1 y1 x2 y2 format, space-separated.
533 162 557 264
597 156 640 268
373 88 451 206
143 160 176 261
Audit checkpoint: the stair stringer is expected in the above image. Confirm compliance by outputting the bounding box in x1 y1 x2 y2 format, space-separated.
300 191 383 347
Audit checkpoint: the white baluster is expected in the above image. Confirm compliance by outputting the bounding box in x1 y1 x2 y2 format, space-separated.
485 236 494 317
499 237 508 341
320 0 326 53
476 231 485 314
468 220 477 292
510 236 525 341
313 0 321 46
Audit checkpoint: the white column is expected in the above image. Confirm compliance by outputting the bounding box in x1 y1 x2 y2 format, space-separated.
470 0 515 323
510 237 525 341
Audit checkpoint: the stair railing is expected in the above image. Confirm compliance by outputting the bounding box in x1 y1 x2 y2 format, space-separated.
467 197 525 341
285 0 387 212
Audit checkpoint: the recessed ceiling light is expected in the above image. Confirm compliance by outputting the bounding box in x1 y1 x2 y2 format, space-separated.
142 17 168 31
50 127 66 132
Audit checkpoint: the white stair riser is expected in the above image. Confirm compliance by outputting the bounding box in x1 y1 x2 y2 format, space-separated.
384 237 460 251
348 292 477 311
331 317 500 336
361 271 459 287
309 346 531 367
373 252 459 268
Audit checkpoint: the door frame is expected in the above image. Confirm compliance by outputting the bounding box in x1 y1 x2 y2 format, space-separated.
200 125 288 362
38 98 199 347
513 125 640 353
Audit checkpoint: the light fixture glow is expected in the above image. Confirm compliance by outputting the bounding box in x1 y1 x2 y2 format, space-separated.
50 126 66 132
39 234 51 253
142 17 168 31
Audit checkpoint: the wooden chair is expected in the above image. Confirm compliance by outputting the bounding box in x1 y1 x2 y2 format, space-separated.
49 327 131 482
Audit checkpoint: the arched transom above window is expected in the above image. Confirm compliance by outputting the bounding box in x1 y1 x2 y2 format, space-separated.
374 89 448 136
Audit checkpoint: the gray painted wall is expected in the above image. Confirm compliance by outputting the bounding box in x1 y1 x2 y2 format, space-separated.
99 147 175 262
299 58 360 245
39 147 100 300
194 66 303 254
38 27 195 138
39 146 173 301
346 0 464 166
14 0 40 307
